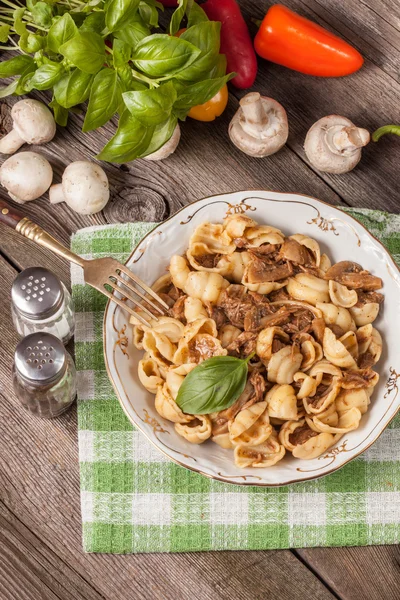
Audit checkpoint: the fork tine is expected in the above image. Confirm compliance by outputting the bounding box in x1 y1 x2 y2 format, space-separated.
117 263 170 310
102 288 152 327
112 271 165 315
108 280 157 321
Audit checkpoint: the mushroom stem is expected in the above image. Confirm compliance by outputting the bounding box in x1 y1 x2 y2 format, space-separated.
239 92 269 137
49 183 65 205
327 125 370 155
0 128 25 154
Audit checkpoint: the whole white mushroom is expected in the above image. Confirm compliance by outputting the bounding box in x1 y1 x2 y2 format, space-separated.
0 151 53 203
229 92 289 158
49 161 110 215
304 115 370 174
0 99 56 155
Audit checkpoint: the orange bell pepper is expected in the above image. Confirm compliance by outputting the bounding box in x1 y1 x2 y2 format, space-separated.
254 4 363 77
188 85 229 122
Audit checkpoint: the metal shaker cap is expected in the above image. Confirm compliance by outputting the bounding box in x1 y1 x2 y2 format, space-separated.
15 333 66 385
11 267 64 320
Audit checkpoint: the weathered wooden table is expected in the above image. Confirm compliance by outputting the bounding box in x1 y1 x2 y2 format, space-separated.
1 1 399 598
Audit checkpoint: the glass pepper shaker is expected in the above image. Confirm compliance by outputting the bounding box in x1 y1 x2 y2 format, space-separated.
12 333 77 419
11 267 75 344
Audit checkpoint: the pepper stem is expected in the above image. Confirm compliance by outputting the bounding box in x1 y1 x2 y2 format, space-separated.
372 124 400 142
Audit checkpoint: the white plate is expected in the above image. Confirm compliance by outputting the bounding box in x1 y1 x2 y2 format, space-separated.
103 191 400 486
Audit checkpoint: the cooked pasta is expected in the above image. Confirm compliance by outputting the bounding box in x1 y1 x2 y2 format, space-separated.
135 214 384 468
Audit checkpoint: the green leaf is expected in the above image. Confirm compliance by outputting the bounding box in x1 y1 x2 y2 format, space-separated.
0 55 35 77
173 74 232 119
14 63 37 94
54 68 93 107
209 54 227 78
0 23 10 44
31 1 53 28
83 68 122 132
187 3 208 27
123 81 176 126
0 79 19 99
80 12 106 33
176 355 251 415
25 63 63 91
49 97 68 126
132 34 201 78
19 32 46 53
142 114 177 157
14 8 26 36
169 0 190 36
60 32 105 74
105 0 140 32
138 1 159 28
114 16 150 47
48 14 78 53
176 21 220 81
113 38 131 67
96 110 154 163
26 0 37 12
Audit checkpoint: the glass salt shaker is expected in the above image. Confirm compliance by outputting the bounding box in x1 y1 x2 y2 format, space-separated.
11 267 75 344
12 333 77 419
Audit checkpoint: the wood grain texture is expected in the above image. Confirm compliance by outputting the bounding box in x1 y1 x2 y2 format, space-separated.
0 0 399 598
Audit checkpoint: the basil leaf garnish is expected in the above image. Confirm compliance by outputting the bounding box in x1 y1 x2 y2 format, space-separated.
176 355 254 415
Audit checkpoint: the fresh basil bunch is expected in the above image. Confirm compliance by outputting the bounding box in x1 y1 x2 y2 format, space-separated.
0 0 233 162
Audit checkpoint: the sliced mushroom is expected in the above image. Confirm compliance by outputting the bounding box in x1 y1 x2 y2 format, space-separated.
229 92 289 157
325 261 382 291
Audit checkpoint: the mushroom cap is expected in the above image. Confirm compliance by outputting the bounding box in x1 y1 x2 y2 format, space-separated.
229 96 289 158
0 151 53 203
61 161 109 214
11 99 56 145
304 115 366 174
143 124 181 161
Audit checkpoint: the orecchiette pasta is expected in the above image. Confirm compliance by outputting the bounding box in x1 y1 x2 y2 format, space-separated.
287 273 330 305
175 415 212 444
267 345 303 384
349 302 380 326
184 297 208 323
135 215 384 468
234 430 285 467
155 383 193 424
323 328 357 368
316 302 356 334
265 384 298 420
328 280 358 308
138 359 164 393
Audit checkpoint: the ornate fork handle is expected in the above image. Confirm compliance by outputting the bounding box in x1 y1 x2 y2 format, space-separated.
0 198 85 268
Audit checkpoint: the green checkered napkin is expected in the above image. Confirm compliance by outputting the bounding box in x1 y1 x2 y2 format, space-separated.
71 208 400 554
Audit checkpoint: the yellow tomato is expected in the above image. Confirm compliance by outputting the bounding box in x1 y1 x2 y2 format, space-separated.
188 85 229 122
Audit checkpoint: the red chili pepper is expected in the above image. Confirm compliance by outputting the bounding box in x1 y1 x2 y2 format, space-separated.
254 5 363 77
202 0 257 89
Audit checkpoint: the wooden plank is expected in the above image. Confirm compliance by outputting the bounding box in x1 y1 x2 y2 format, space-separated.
0 502 105 600
296 546 400 600
0 254 335 600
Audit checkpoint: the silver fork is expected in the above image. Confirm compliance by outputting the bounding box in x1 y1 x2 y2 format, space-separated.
0 199 168 327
